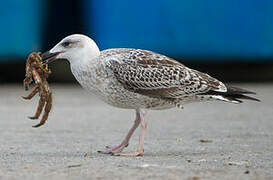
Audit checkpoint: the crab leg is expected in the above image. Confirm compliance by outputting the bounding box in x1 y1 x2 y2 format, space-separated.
23 64 34 90
33 92 52 128
22 85 39 100
28 96 46 120
32 69 42 84
27 68 46 120
23 77 32 90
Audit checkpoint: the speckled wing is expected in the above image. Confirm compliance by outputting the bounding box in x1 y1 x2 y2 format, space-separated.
104 48 227 99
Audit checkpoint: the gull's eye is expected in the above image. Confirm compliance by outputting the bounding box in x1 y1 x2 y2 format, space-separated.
62 41 71 47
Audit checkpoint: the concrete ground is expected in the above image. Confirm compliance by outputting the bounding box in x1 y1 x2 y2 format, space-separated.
0 83 272 180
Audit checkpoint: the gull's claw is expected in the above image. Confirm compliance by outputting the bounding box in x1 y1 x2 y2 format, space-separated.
111 152 144 157
22 96 29 100
98 144 129 154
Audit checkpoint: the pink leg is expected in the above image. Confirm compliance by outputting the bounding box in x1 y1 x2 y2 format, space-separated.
98 109 142 154
113 109 147 156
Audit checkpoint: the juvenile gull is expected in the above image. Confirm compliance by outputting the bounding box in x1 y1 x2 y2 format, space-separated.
42 34 259 156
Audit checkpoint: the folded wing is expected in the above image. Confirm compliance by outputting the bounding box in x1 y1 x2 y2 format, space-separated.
105 49 227 100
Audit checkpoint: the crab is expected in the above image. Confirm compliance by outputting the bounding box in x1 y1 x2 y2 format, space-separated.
22 52 52 128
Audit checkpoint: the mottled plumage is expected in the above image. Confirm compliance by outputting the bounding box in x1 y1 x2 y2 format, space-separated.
102 48 230 108
43 34 259 156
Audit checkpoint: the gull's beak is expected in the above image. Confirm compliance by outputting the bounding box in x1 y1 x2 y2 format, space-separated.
41 51 61 64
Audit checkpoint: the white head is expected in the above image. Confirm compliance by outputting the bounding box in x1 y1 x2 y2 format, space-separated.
42 34 100 64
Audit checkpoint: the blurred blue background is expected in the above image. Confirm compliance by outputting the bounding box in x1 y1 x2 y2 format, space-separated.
0 0 46 59
1 0 273 60
86 0 273 60
0 0 273 82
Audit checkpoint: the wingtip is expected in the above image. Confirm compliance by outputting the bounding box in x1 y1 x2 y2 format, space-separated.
227 86 257 95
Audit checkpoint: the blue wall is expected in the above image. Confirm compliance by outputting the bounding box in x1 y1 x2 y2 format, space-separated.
85 0 273 60
0 0 46 60
1 0 273 61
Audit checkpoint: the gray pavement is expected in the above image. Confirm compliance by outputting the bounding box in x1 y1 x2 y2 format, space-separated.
0 83 272 180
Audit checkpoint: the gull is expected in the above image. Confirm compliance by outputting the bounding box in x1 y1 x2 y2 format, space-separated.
42 34 259 156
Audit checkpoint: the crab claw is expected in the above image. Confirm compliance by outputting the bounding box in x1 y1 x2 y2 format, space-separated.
28 116 38 120
32 121 45 128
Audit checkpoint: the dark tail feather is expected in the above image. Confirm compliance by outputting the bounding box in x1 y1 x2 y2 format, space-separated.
223 93 260 103
224 86 260 103
226 86 256 95
204 86 260 103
